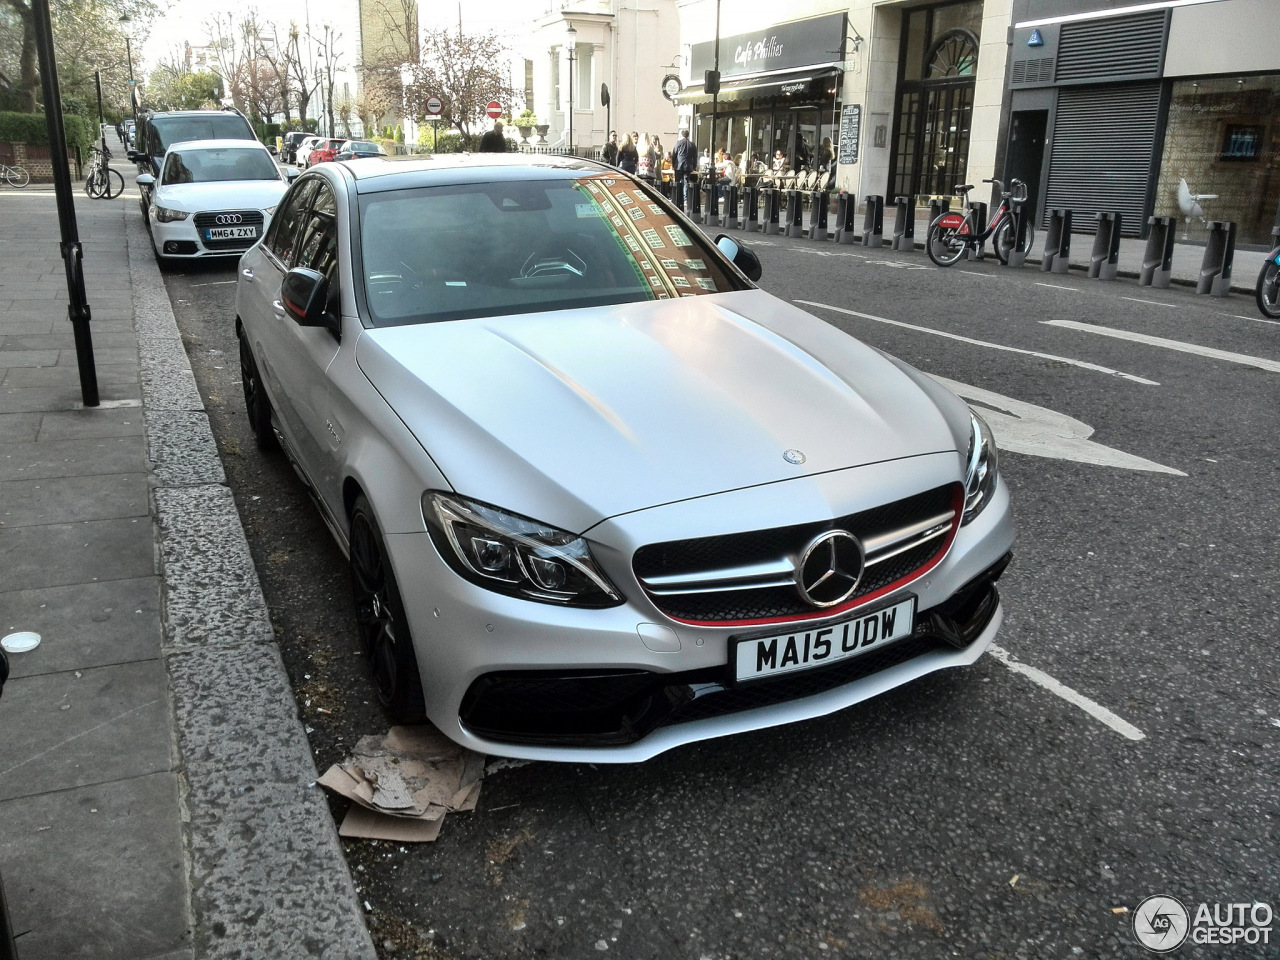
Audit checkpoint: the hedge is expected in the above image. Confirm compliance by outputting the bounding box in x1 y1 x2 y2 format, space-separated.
0 112 93 152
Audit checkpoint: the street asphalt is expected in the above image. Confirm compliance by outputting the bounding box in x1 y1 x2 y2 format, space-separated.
155 183 1279 960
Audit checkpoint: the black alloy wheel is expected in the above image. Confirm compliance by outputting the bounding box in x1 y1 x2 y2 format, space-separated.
237 329 277 450
1256 260 1280 319
349 495 427 722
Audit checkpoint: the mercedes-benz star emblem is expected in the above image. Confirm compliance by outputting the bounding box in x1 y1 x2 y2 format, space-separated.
214 213 244 225
795 530 865 608
783 449 806 464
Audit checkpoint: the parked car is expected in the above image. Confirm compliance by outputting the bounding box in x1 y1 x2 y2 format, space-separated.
234 155 1013 762
137 139 296 268
306 138 348 166
282 131 311 164
335 140 388 161
129 108 257 209
296 136 325 168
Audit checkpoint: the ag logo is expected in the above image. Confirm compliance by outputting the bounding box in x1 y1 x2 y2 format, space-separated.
1134 895 1190 952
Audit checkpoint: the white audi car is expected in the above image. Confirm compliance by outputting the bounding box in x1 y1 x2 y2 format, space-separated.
137 139 296 268
235 155 1014 762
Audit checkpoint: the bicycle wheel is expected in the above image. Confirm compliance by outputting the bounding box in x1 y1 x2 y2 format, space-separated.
993 216 1035 265
104 168 125 199
927 220 969 267
6 165 30 188
1256 260 1280 319
83 169 100 197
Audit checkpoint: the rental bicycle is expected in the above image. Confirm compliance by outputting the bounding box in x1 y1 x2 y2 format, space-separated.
84 145 124 199
0 161 29 188
1256 244 1280 319
927 178 1034 267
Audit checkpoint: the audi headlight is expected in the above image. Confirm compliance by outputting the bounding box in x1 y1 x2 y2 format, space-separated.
962 413 999 525
423 492 623 608
155 205 189 222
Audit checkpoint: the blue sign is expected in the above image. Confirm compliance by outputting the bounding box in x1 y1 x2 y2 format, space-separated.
1028 29 1045 46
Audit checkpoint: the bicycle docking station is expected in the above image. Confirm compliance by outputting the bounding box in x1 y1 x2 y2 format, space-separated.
1197 220 1236 298
1139 216 1176 288
1089 212 1123 281
1005 199 1030 268
763 188 783 235
834 192 858 244
741 186 760 232
1042 208 1072 274
725 185 740 230
701 180 718 226
892 196 915 252
808 188 830 240
785 188 806 238
966 203 988 260
862 195 884 248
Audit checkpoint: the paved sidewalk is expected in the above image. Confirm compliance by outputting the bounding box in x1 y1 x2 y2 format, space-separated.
0 161 375 957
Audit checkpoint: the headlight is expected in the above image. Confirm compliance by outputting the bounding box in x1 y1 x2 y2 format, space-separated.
155 205 188 222
423 492 623 608
962 413 999 525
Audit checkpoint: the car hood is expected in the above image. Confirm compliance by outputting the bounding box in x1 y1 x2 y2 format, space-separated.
356 290 967 532
155 180 288 212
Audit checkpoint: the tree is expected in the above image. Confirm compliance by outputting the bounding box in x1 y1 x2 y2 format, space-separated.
284 24 319 129
314 23 341 138
249 21 293 128
405 28 515 142
146 67 220 111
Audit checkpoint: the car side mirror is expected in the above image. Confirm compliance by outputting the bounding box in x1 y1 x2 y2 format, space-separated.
136 173 155 187
715 234 762 282
126 150 139 162
281 267 340 338
285 168 300 181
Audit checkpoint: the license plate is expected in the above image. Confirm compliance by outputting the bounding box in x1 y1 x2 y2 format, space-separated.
205 226 258 240
732 596 917 683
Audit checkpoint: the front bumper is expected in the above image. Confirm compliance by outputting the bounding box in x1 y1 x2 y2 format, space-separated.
386 454 1015 762
150 211 267 259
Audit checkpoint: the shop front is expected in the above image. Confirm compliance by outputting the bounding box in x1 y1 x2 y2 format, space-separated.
676 13 847 173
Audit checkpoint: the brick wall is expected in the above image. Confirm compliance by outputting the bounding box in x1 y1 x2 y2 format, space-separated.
0 142 83 182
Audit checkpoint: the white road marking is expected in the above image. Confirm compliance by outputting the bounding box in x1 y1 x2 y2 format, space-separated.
1121 296 1177 308
931 376 1185 474
959 270 999 279
1230 314 1280 327
1035 282 1078 291
988 645 1146 741
1044 319 1280 374
796 299 1160 385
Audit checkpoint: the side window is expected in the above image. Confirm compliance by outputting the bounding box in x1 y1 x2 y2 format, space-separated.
266 179 319 267
295 184 340 311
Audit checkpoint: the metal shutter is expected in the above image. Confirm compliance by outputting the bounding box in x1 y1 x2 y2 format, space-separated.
1056 11 1167 83
1042 83 1161 237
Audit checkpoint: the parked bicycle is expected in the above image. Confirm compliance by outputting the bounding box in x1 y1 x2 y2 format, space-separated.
0 160 29 188
1256 242 1280 319
927 178 1034 267
84 145 124 199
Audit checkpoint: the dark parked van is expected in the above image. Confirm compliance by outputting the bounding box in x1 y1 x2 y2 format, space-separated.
130 108 257 206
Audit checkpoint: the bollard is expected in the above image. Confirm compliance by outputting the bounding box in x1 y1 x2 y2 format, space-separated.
833 192 858 244
786 189 805 237
966 202 988 260
892 196 915 252
763 188 782 235
742 186 759 232
1197 220 1236 297
1088 212 1123 280
725 185 740 229
862 195 884 247
1139 216 1176 288
1042 208 1072 274
688 176 702 220
1005 200 1030 268
807 191 830 240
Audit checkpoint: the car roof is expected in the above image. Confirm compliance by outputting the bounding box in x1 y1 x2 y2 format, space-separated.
163 139 272 154
147 110 248 120
340 153 611 193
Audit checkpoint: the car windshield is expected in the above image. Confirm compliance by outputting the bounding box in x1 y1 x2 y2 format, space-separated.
154 115 255 151
162 148 280 185
358 176 748 326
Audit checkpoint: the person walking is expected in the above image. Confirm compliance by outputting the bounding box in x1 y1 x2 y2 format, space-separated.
639 135 660 183
617 133 639 175
602 131 619 166
672 128 697 209
478 121 507 153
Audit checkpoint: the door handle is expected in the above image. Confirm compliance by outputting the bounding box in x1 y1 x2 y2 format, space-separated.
272 299 286 316
242 268 255 281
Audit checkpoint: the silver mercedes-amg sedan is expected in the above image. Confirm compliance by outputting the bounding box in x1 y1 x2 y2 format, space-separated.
234 154 1014 762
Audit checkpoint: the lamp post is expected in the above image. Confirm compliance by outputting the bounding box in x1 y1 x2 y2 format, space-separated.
565 22 576 155
399 64 415 152
119 15 137 125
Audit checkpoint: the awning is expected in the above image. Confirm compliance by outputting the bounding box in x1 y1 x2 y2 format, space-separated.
674 66 842 106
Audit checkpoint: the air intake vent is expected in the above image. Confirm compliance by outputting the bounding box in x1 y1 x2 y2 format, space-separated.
1055 10 1167 82
1011 57 1055 85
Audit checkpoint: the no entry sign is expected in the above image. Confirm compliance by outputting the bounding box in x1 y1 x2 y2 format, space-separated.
425 96 443 117
486 101 503 119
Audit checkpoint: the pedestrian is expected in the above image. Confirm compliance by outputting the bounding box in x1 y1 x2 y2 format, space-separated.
617 132 639 174
816 136 834 171
602 130 619 166
478 121 507 153
638 135 660 183
672 128 697 208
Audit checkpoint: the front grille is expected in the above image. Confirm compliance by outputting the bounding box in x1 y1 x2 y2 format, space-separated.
193 210 265 250
634 484 960 624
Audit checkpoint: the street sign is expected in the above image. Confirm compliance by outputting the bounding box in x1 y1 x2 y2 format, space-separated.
424 95 443 117
486 101 503 119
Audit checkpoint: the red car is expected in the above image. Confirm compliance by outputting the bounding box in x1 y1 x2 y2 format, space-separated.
306 138 348 165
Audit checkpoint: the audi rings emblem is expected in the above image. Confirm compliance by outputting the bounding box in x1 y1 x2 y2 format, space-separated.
795 530 865 608
214 213 244 225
